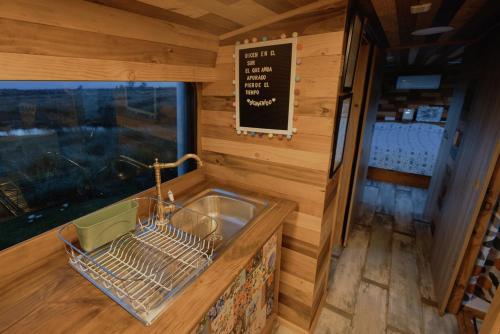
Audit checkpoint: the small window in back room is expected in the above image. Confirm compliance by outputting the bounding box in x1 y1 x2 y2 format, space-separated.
0 81 196 250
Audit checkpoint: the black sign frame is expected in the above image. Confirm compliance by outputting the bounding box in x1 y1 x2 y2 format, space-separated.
235 37 297 136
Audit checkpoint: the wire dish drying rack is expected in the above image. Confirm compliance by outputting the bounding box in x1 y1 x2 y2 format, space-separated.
58 197 218 326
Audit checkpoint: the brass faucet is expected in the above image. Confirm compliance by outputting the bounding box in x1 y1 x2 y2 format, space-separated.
149 154 203 219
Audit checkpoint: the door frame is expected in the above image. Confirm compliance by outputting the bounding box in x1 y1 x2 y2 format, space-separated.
343 45 384 245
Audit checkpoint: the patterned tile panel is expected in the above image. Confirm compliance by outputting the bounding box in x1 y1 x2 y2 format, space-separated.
194 233 278 334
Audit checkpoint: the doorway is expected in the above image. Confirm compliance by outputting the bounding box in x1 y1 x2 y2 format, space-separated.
336 25 500 334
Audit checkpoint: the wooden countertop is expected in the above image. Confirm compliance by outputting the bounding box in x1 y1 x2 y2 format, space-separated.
0 169 296 333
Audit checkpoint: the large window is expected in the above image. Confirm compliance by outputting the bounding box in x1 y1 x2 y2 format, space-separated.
0 81 196 250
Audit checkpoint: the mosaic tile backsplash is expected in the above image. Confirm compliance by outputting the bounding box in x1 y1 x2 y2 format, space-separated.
193 232 278 334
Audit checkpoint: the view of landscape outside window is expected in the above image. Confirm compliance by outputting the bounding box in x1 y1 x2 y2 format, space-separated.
0 81 189 250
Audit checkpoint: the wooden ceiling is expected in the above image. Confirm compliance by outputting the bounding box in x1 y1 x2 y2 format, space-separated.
88 0 321 36
86 0 500 69
358 0 500 68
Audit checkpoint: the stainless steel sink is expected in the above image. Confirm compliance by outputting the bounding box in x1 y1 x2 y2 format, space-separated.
178 189 268 252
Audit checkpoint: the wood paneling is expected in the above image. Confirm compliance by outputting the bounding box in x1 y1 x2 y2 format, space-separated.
182 0 276 25
137 0 210 18
423 51 470 222
220 5 346 46
202 138 330 171
219 0 346 40
371 0 399 46
0 0 218 51
0 0 219 82
91 0 330 40
431 31 500 313
201 110 333 138
0 18 216 67
284 212 322 247
202 152 327 187
254 0 296 14
438 0 489 42
280 270 315 305
0 52 215 82
199 11 347 330
88 0 241 35
367 167 431 189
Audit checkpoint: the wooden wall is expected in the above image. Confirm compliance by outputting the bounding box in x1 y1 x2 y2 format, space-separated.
431 30 500 313
199 5 347 330
0 0 218 82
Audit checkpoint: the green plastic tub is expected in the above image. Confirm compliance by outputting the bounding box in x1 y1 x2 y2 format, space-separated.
73 199 139 252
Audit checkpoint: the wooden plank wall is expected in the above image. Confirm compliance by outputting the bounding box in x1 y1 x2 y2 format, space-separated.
431 30 500 313
199 5 347 330
0 0 218 81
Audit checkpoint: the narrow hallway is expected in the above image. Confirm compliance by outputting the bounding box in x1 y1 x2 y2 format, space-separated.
315 182 458 334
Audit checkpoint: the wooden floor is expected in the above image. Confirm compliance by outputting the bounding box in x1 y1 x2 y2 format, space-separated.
286 181 459 334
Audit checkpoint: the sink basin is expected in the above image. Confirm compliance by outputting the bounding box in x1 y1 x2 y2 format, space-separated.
178 189 268 252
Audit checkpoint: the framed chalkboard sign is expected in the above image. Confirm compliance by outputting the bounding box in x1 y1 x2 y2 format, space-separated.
235 38 297 136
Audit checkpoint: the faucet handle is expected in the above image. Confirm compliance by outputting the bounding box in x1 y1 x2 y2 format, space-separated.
167 190 175 203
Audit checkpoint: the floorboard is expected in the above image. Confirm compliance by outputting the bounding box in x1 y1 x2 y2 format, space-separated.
415 222 436 302
394 190 415 236
326 224 370 314
351 282 388 334
411 188 427 220
316 183 457 334
388 233 423 334
358 185 379 226
422 304 459 334
363 214 393 286
377 182 396 215
314 307 352 334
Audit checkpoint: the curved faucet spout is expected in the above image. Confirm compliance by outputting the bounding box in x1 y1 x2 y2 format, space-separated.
149 154 203 218
149 153 203 170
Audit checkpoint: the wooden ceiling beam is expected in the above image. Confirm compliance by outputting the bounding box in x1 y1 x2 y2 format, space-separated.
253 0 297 14
395 0 418 67
413 0 488 68
86 0 235 35
410 0 443 64
396 0 418 45
356 0 390 47
219 0 344 41
386 38 476 50
180 0 276 26
414 0 443 31
371 0 400 46
439 0 489 41
136 0 209 18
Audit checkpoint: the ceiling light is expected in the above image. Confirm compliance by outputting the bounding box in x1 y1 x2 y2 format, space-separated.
411 26 454 36
411 3 432 14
